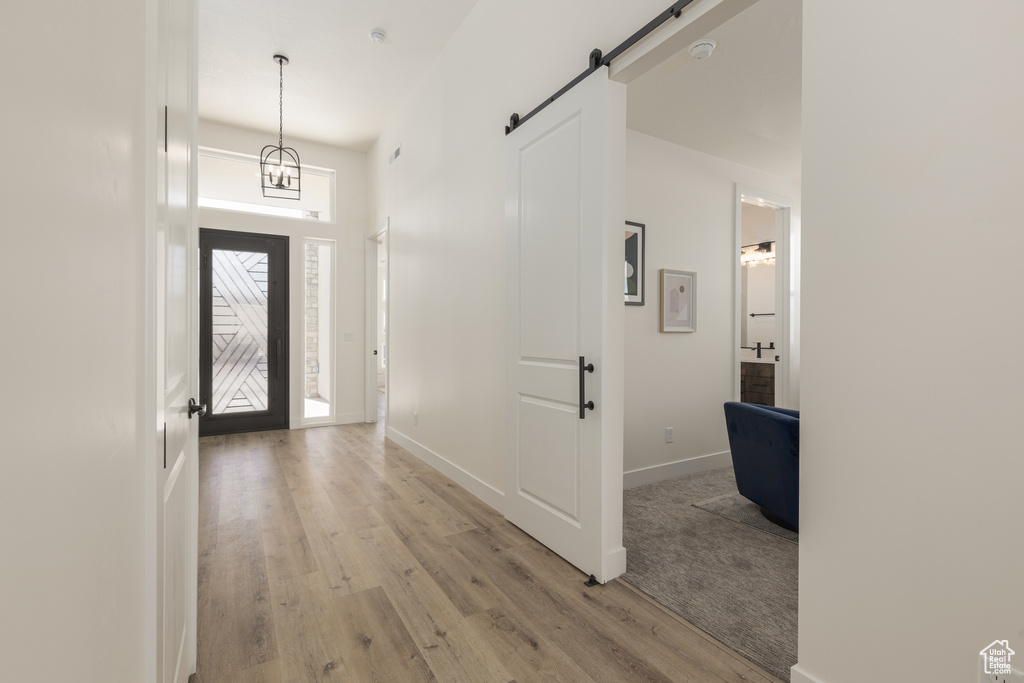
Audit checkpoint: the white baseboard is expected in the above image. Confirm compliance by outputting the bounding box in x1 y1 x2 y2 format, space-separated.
290 412 366 430
790 664 823 683
386 427 505 512
623 451 732 489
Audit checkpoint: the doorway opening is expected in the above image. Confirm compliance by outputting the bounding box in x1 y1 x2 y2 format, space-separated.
376 234 388 420
365 223 388 426
735 187 795 409
613 0 801 679
199 228 289 435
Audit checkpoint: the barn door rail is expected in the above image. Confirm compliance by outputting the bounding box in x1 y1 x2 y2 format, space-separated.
504 0 696 135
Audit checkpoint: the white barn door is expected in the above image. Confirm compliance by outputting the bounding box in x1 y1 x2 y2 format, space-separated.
505 67 626 583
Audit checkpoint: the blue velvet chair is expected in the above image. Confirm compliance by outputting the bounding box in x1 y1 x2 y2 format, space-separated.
723 401 799 531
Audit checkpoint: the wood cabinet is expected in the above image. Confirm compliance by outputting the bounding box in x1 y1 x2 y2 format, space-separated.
741 362 775 406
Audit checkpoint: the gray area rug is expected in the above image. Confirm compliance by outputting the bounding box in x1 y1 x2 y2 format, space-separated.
693 493 799 544
622 467 797 682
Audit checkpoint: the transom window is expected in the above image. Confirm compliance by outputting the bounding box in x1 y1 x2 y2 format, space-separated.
198 147 334 222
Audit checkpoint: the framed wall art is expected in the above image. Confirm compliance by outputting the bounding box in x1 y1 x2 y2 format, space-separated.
660 269 696 332
624 221 645 306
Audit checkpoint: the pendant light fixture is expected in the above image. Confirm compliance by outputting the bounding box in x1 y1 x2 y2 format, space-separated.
260 54 301 200
741 241 776 267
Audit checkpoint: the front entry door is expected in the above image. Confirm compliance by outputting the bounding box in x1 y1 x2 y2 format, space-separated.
504 67 627 584
199 229 289 435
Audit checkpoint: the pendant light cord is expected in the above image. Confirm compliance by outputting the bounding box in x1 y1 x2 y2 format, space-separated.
261 54 299 198
278 58 284 149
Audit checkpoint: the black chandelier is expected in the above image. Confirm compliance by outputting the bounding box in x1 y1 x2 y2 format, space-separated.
260 54 301 200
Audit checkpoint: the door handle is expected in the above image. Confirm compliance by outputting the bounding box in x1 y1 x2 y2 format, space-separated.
276 337 282 379
188 398 207 419
579 356 595 419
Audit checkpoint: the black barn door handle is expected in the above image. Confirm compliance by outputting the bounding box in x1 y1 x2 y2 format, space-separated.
579 356 595 419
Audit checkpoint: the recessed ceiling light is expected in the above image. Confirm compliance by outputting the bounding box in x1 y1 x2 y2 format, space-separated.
688 39 716 60
369 30 386 44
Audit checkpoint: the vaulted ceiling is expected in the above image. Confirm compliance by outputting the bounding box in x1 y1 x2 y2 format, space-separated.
199 0 480 152
199 0 801 180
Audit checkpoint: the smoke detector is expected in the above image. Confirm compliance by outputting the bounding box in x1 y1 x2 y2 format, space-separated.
369 30 386 44
688 38 716 60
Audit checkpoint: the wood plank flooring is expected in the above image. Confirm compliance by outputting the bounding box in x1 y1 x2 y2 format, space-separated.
191 421 784 683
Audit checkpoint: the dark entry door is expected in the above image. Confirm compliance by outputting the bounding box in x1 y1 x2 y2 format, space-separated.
199 229 289 435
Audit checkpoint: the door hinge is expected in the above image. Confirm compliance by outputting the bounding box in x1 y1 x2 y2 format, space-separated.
163 105 168 153
163 422 167 469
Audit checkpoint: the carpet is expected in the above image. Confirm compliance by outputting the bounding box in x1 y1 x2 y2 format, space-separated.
693 493 799 544
622 466 797 682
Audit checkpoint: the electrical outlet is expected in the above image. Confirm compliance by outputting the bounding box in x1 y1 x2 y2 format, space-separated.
665 427 673 443
413 411 418 426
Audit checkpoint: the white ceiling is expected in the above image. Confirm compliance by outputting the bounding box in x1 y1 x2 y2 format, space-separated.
199 0 801 177
199 0 480 152
627 0 802 182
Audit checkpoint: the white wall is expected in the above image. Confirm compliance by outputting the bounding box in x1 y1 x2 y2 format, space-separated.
796 2 1024 683
623 130 798 484
198 121 367 426
742 202 776 245
0 0 149 679
367 0 678 494
743 261 776 347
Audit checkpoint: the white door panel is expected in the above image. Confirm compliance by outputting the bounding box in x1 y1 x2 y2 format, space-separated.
155 0 196 678
518 396 580 522
518 114 582 362
505 67 626 583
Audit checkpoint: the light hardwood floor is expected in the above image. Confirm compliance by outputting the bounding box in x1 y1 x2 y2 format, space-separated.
191 421 784 683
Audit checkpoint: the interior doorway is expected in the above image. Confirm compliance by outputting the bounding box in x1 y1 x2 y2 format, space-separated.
198 228 289 435
376 232 388 420
735 187 795 409
365 223 388 425
610 0 801 679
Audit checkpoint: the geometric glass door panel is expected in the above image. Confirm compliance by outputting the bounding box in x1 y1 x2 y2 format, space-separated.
199 229 288 435
211 249 268 414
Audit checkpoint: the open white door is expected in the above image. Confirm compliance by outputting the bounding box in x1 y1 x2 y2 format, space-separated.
153 0 197 679
505 67 626 583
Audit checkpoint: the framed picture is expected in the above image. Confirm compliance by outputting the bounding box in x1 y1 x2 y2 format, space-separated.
625 221 645 305
660 269 696 332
